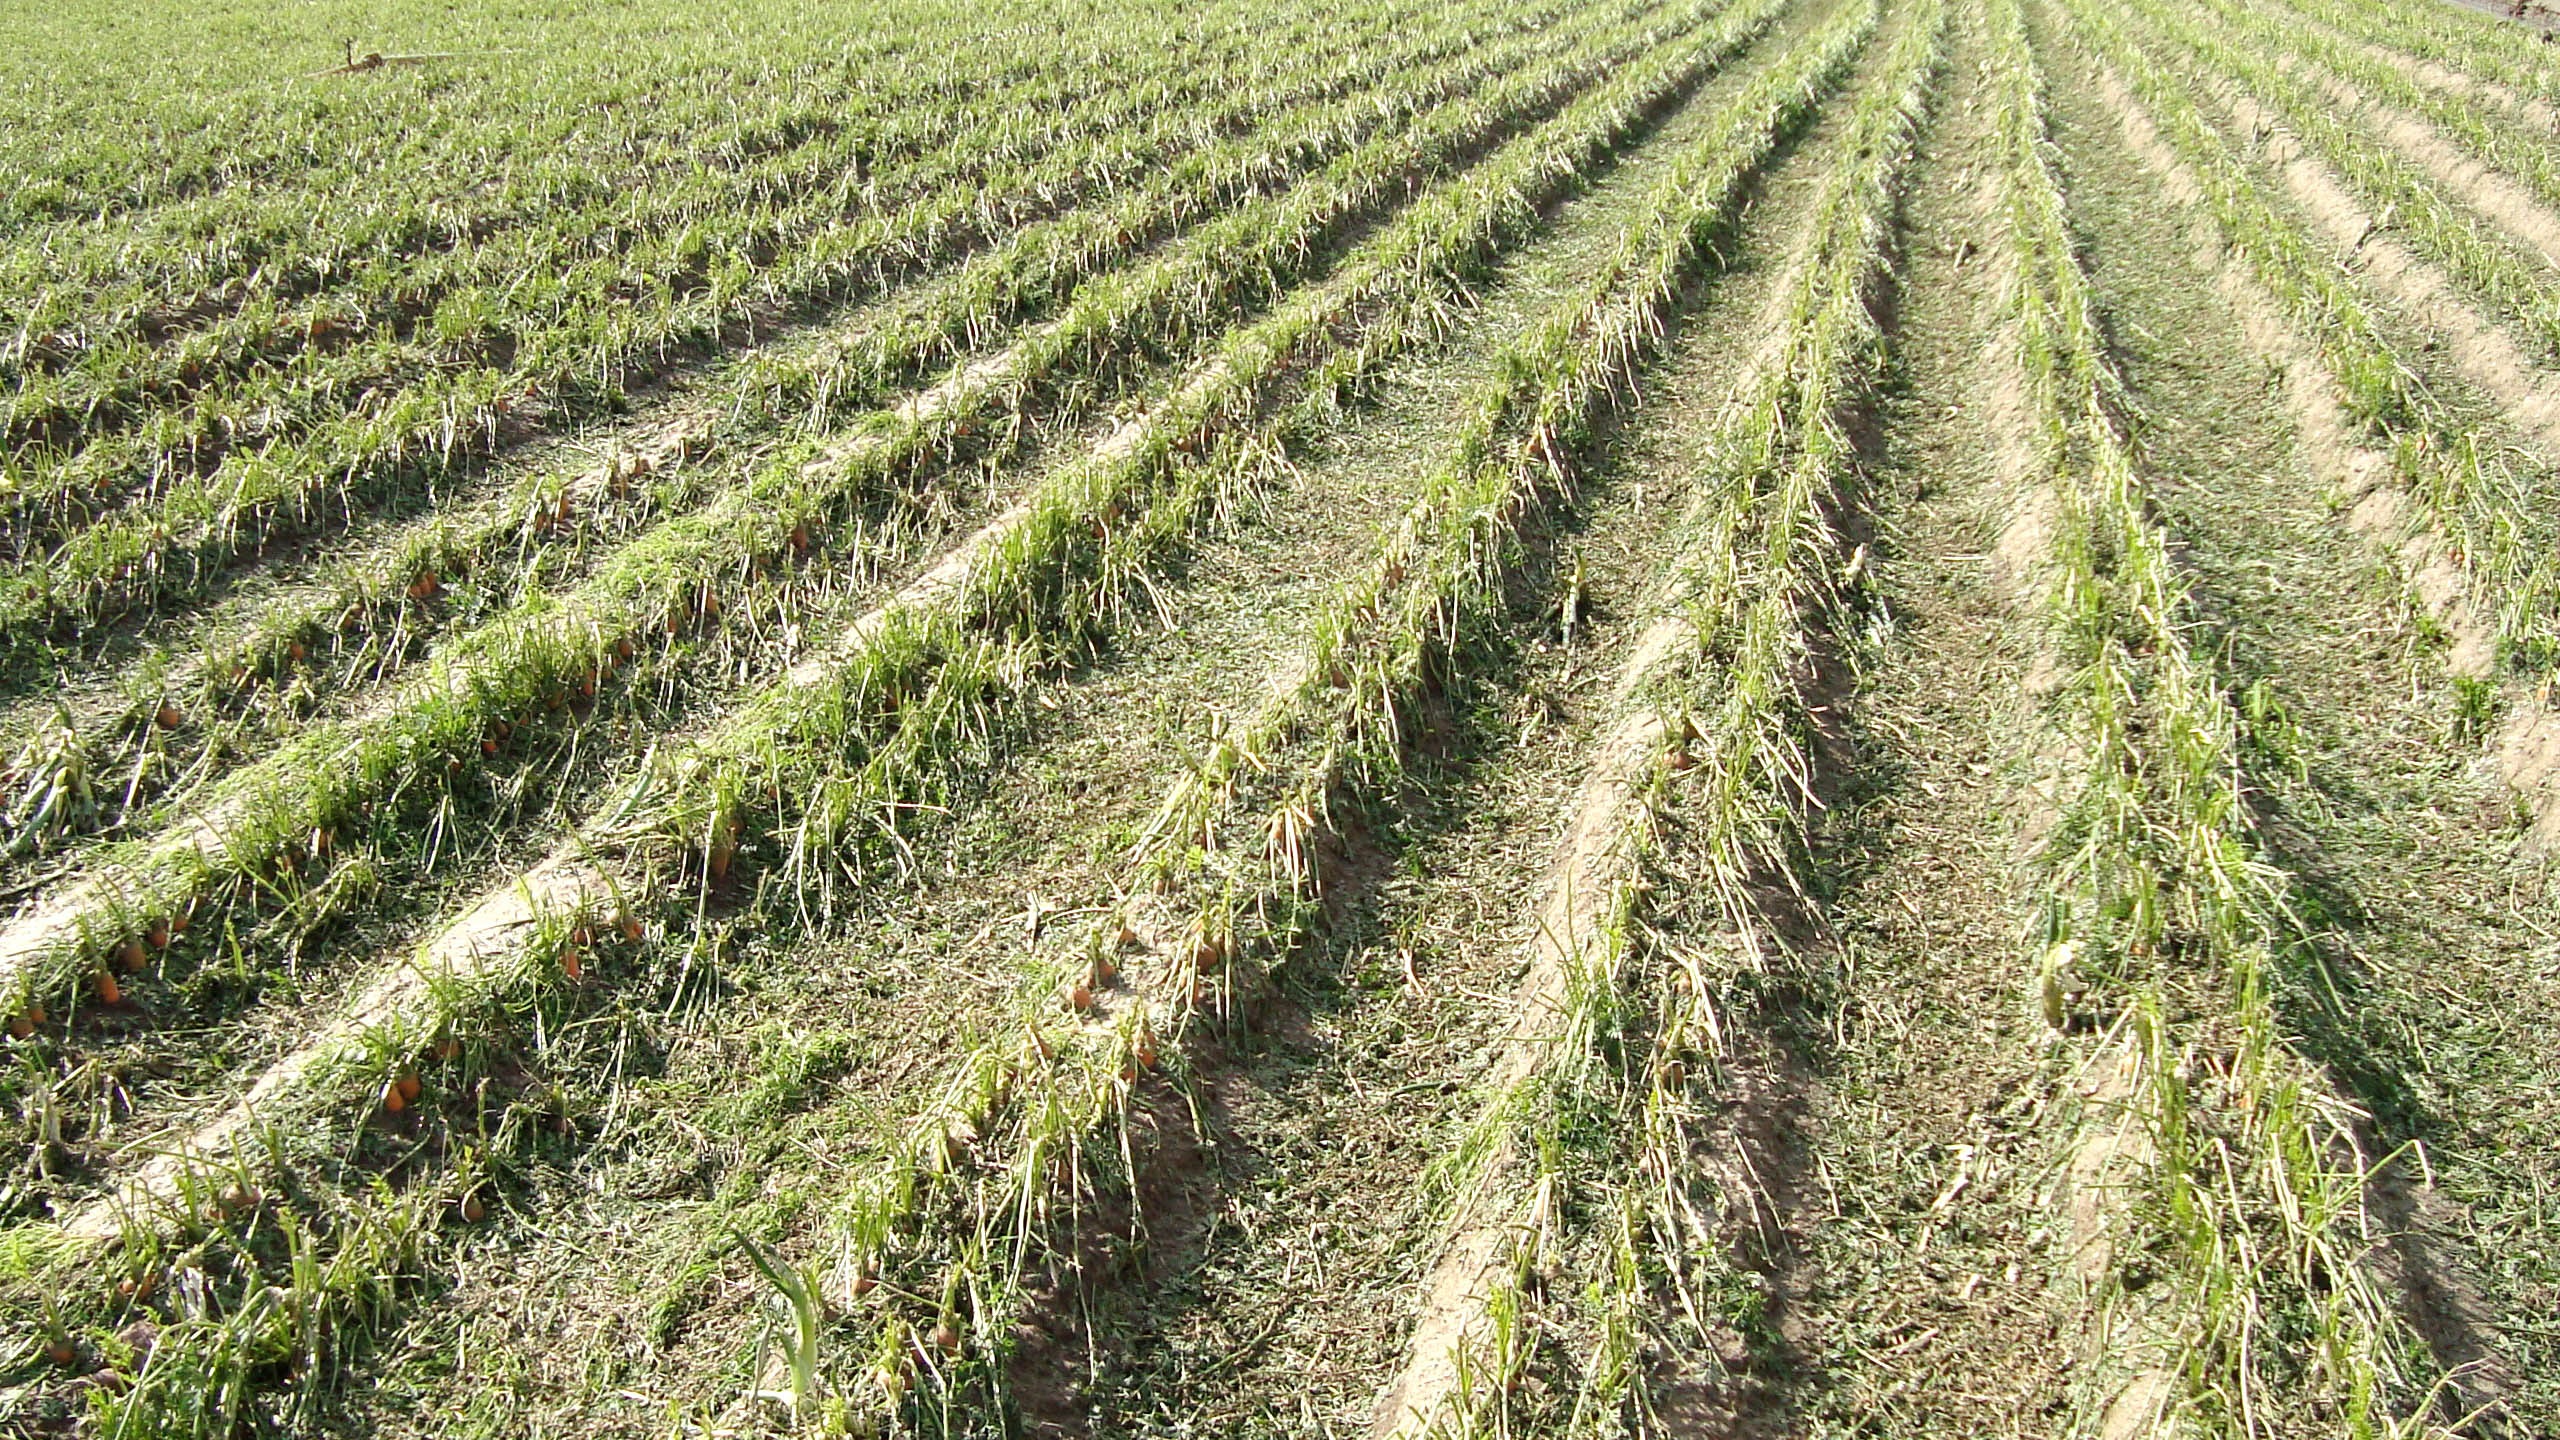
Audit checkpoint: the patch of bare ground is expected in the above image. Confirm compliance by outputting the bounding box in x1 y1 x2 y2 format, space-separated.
2039 16 2558 1429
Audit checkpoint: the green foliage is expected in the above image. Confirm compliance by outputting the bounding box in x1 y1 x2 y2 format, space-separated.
2007 0 2457 1425
2087 0 2560 678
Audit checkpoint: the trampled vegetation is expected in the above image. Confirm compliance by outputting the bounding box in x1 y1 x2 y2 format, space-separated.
1 0 2556 1432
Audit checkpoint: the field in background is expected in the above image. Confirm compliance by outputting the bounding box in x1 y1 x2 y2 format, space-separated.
2 0 2558 1433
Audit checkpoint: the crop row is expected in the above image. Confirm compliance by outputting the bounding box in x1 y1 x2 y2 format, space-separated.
2211 0 2560 229
2266 0 2560 114
799 0 1894 1420
0 0 1245 233
0 7 1373 355
0 0 1694 1025
0 0 1448 493
36 0 1749 1201
2020 0 2450 1425
0 0 1629 854
40 0 1790 1425
0 0 1504 345
1381 0 1942 1429
0 51 1160 405
2077 0 2560 677
0 5 1554 644
2135 0 2560 361
380 0 1792 1139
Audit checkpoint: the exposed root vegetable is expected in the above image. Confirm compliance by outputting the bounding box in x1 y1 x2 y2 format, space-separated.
95 971 121 1007
395 1072 422 1104
154 704 181 730
1067 982 1095 1011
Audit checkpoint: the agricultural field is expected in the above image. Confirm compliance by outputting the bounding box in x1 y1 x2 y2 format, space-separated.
3 0 2560 1431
